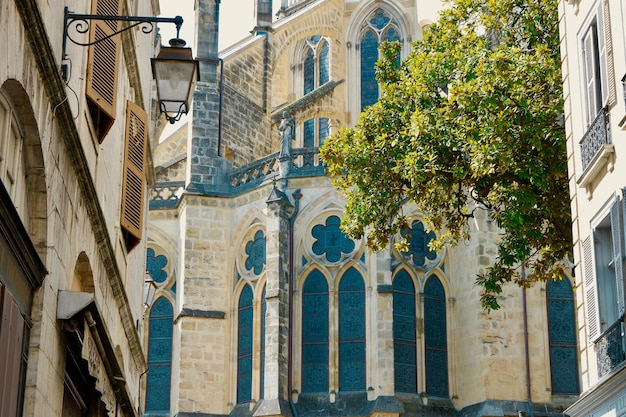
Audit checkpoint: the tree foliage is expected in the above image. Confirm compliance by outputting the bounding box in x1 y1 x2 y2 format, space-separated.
320 0 571 309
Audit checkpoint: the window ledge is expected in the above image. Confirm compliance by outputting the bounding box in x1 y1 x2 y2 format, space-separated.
577 144 615 199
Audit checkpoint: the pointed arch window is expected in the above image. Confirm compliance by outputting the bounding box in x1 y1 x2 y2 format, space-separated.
146 297 174 413
301 270 329 393
260 286 267 399
303 36 330 95
359 9 401 111
338 267 366 391
303 118 329 148
546 278 579 394
424 276 448 397
393 270 417 393
237 285 254 403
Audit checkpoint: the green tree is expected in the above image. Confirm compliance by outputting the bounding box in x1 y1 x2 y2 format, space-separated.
320 0 570 309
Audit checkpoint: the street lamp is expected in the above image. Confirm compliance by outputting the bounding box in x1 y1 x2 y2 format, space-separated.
143 272 158 309
61 7 199 124
152 38 200 124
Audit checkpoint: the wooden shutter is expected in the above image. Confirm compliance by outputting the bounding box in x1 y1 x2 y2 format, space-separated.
597 0 615 107
120 101 147 250
85 0 122 132
614 197 626 316
0 284 26 417
582 236 600 340
582 29 598 126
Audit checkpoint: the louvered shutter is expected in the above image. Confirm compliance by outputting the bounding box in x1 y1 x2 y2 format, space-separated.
85 0 122 127
0 284 26 417
120 101 147 250
610 200 625 316
582 29 598 126
582 236 600 340
597 0 615 107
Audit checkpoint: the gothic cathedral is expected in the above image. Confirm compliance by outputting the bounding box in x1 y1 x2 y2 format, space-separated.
144 1 579 417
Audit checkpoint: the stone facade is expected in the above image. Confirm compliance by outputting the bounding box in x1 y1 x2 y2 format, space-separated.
558 1 626 417
145 1 580 417
0 0 158 416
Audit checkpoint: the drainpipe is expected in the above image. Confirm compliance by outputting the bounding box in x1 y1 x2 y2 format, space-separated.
218 57 224 156
521 264 533 417
287 189 302 401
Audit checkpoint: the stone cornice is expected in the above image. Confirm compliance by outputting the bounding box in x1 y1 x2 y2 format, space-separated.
15 0 147 372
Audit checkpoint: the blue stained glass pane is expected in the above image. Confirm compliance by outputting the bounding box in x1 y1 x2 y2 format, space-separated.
339 267 365 292
319 118 329 146
395 360 417 393
393 271 417 393
237 355 253 403
147 298 173 412
385 27 400 42
238 286 254 403
302 363 329 393
244 230 266 275
370 10 391 30
402 221 437 266
147 248 168 283
151 297 173 318
319 41 329 86
304 119 315 148
360 30 379 111
260 287 266 399
311 216 355 262
149 318 173 338
547 278 579 394
339 360 366 391
339 268 365 391
425 348 448 396
304 48 315 94
302 271 329 392
424 276 448 397
146 364 171 411
550 346 579 394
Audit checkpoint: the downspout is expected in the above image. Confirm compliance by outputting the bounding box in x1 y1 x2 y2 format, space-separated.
288 189 302 408
521 264 533 417
218 57 224 156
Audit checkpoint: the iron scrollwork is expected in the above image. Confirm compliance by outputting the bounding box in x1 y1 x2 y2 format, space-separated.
61 6 184 79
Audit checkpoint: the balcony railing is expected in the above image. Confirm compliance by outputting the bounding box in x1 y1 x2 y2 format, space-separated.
596 317 626 378
149 148 326 208
580 108 611 171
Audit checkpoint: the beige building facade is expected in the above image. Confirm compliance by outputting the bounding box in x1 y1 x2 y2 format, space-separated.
145 1 581 417
0 0 161 415
559 1 626 417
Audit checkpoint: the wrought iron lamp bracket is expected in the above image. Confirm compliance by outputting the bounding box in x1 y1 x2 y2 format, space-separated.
61 6 184 79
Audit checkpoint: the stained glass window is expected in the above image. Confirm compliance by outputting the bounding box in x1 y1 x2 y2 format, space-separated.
260 286 266 399
303 118 329 148
237 286 254 403
312 215 355 262
304 48 315 95
547 278 579 394
424 276 448 397
146 297 173 412
245 230 266 275
402 220 437 266
359 9 402 111
302 270 329 392
303 36 330 96
338 267 366 391
147 248 168 283
393 270 417 393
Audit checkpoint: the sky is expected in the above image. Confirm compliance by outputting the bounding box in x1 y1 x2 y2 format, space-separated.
156 0 278 139
158 0 263 52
